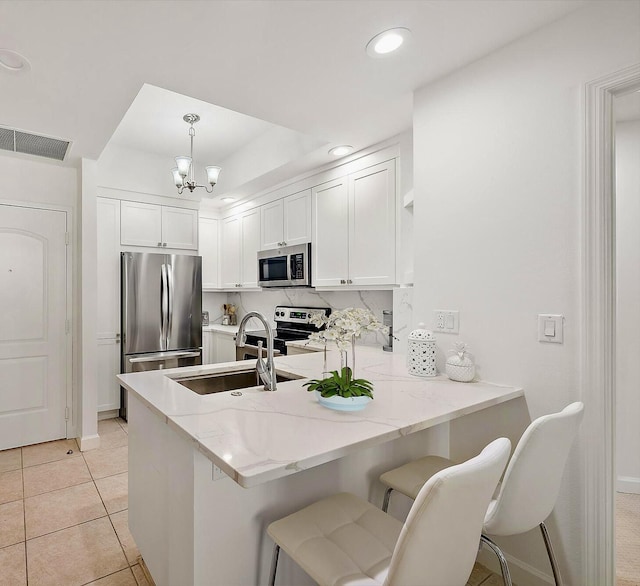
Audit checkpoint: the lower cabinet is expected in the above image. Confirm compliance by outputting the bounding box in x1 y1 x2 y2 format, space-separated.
97 338 120 412
202 330 214 364
212 331 237 363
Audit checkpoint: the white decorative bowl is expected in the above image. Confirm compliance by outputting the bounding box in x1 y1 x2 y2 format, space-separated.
315 391 372 412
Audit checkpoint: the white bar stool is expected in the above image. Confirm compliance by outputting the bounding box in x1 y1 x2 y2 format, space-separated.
267 437 511 586
379 402 584 586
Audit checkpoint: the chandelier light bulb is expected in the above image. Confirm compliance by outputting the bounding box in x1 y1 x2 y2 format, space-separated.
175 156 192 178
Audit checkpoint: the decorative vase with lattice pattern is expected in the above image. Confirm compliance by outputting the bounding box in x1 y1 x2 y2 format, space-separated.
407 323 437 377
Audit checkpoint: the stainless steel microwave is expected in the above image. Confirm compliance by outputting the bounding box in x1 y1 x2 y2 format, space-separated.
258 243 311 288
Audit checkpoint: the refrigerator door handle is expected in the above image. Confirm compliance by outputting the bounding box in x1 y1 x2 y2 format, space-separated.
160 263 168 351
167 262 174 349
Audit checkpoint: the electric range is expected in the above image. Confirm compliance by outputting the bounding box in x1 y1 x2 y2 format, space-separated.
243 305 331 356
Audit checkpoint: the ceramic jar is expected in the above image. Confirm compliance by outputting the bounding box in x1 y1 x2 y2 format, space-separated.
445 343 475 382
407 323 437 377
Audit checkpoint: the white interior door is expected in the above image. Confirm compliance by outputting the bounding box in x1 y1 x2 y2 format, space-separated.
0 204 69 450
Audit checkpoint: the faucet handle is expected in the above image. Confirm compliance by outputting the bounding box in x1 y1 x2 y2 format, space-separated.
257 340 264 359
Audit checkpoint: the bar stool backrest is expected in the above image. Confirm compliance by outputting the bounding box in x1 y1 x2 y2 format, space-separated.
385 437 511 586
482 402 584 537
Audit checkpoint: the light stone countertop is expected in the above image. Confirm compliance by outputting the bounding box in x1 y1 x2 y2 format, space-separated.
118 347 523 488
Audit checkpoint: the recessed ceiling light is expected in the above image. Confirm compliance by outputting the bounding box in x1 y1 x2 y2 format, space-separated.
221 197 236 203
366 28 411 58
0 49 31 72
329 145 353 157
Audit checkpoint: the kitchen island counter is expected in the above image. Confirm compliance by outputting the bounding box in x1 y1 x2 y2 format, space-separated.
119 347 523 487
118 348 524 586
119 347 522 488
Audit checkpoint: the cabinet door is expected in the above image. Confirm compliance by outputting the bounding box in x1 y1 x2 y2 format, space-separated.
348 161 396 286
260 199 284 250
212 332 237 363
97 198 121 338
120 201 163 248
220 215 241 288
162 206 198 250
199 217 219 289
240 209 260 288
312 179 349 287
97 338 120 412
202 330 213 364
283 189 312 246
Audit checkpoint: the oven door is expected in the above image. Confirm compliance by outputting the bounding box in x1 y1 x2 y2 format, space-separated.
235 344 282 361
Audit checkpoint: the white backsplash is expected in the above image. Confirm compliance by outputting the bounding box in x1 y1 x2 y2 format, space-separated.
203 289 394 347
392 286 414 355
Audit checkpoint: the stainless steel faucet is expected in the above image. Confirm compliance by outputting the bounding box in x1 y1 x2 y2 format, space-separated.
235 311 277 391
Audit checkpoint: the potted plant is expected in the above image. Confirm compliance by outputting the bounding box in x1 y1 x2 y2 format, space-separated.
303 308 387 411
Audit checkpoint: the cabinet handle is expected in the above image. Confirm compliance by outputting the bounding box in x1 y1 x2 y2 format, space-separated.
347 279 353 284
157 242 162 247
163 242 167 247
340 279 346 284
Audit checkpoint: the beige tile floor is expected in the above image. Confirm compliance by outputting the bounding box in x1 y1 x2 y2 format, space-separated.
0 418 503 586
617 492 640 586
0 418 150 586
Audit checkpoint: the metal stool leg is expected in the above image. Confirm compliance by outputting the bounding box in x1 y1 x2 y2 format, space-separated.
269 544 280 586
382 487 393 513
540 522 563 586
480 534 513 586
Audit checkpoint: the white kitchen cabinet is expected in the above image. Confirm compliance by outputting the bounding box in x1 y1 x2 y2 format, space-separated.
260 189 312 250
312 178 350 287
220 209 260 289
161 206 198 250
212 331 237 363
312 161 396 288
202 330 214 364
96 197 122 412
199 217 220 289
120 201 198 250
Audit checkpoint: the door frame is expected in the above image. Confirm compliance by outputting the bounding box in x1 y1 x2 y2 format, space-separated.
582 62 640 585
0 198 74 440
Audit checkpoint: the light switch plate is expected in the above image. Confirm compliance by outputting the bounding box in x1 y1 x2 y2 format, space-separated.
434 310 459 334
538 314 563 343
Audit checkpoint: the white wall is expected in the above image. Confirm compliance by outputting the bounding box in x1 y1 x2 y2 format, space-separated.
412 2 640 584
97 143 201 202
615 119 640 494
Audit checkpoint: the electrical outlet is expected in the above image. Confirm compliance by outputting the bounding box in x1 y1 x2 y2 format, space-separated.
434 310 459 334
212 463 226 481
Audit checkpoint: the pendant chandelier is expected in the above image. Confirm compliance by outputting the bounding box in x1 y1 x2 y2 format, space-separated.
171 114 221 194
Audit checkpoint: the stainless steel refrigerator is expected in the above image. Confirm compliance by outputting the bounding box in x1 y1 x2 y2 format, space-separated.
120 252 202 419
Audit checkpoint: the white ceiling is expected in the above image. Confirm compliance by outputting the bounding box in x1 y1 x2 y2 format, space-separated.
0 0 590 192
109 85 277 163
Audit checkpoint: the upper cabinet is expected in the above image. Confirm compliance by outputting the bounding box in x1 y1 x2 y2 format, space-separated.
220 209 260 289
260 189 311 250
199 217 219 289
313 160 396 288
120 201 198 250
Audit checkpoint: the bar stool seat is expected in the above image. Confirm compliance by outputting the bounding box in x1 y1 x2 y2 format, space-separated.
380 455 453 503
268 492 402 585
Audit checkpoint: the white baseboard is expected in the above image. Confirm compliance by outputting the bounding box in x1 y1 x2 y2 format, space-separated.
478 547 553 586
78 434 101 452
98 409 119 421
617 476 640 494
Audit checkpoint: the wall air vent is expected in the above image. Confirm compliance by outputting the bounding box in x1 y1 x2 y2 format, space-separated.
0 126 70 161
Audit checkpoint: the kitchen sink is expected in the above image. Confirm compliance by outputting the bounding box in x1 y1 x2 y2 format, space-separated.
174 369 304 395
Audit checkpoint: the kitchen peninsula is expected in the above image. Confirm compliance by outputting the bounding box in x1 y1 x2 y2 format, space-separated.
118 347 524 586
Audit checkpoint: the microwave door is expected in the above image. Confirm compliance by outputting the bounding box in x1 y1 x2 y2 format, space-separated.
260 255 290 286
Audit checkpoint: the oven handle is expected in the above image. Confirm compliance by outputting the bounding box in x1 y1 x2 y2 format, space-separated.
236 344 282 361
